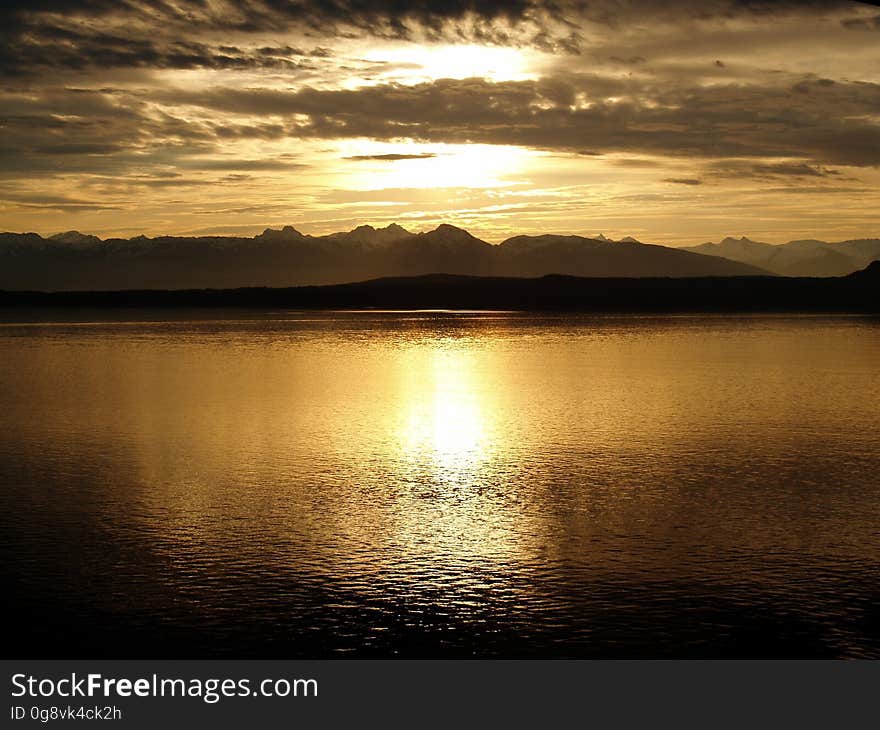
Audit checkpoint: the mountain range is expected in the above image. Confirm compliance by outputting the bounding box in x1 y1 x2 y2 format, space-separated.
2 263 877 312
0 224 876 291
682 236 880 278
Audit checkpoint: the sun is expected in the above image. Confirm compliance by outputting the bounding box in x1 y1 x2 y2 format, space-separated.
361 43 537 84
333 141 535 190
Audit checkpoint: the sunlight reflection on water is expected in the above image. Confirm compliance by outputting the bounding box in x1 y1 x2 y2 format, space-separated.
2 311 880 657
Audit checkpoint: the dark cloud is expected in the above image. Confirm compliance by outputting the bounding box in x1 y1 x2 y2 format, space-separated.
0 88 216 175
0 191 124 212
14 202 124 211
125 178 217 188
609 55 647 65
34 143 125 155
757 163 838 177
841 13 880 29
0 30 324 78
1 0 865 81
664 178 703 185
158 73 880 166
766 185 872 194
4 56 878 187
344 153 438 160
175 158 308 171
0 0 575 79
612 158 662 167
707 161 847 179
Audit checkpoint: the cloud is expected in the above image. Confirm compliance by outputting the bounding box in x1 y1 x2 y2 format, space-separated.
0 30 326 78
2 0 866 83
663 178 703 185
14 202 124 212
765 186 873 194
344 153 438 160
608 55 647 65
34 143 125 155
0 0 582 80
841 14 880 30
158 73 880 166
0 191 125 212
175 158 307 171
707 161 847 179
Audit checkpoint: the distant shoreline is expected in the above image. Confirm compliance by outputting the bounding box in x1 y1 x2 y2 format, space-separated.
0 268 877 313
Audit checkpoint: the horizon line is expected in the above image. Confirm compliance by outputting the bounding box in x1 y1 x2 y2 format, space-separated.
4 223 879 248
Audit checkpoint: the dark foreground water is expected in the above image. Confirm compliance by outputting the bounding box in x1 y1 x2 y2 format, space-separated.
2 310 879 658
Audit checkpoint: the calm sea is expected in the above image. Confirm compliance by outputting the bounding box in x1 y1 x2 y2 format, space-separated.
2 310 879 658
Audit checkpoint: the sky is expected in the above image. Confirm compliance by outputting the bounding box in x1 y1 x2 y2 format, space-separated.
1 0 879 245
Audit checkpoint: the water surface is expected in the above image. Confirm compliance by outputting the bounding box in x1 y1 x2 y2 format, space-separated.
2 311 879 657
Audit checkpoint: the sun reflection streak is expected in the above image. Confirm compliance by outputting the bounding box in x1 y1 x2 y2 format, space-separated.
384 339 549 577
397 347 493 487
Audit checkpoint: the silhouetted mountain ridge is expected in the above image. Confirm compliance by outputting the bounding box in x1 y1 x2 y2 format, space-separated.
0 222 854 291
1 261 876 312
848 259 880 280
683 235 880 277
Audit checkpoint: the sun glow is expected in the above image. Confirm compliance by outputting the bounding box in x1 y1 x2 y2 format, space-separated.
336 142 534 190
361 43 536 84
